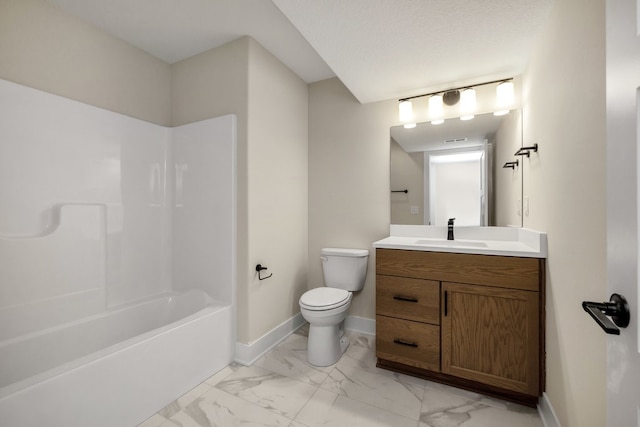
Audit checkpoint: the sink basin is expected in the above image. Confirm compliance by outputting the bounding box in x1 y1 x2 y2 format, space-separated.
415 239 488 248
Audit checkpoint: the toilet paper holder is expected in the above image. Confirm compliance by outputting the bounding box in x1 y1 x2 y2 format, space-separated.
256 264 273 281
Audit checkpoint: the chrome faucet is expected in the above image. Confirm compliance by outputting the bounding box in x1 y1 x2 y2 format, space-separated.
447 218 455 240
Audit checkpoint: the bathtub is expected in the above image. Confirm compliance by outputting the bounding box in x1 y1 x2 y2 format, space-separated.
0 289 234 427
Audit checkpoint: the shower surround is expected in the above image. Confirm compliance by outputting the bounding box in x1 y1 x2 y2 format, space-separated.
0 79 236 426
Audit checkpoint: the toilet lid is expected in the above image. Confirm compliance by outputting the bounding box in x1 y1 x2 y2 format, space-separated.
300 287 350 310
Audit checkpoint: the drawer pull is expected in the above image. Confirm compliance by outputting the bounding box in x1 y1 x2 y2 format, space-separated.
393 339 419 348
393 295 418 303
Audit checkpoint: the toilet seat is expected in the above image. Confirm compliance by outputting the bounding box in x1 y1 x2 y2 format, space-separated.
300 287 351 311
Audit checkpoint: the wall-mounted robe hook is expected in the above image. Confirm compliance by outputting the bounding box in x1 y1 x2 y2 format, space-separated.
256 264 273 280
514 143 539 158
503 160 519 169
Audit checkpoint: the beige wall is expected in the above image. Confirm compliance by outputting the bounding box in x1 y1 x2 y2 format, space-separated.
308 78 394 319
0 0 171 125
390 139 424 225
493 110 523 227
171 38 249 127
173 37 309 343
246 39 309 341
523 0 606 425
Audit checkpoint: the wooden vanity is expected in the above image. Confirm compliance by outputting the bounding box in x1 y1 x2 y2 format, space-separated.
375 248 545 407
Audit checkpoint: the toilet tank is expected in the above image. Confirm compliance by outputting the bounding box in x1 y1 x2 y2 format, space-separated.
321 248 369 291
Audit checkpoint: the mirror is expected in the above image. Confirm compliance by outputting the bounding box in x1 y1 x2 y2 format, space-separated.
390 110 522 227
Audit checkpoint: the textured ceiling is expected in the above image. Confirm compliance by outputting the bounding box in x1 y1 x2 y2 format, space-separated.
391 111 507 153
272 0 553 103
46 0 553 104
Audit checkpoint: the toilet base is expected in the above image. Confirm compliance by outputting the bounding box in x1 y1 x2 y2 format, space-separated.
306 323 350 367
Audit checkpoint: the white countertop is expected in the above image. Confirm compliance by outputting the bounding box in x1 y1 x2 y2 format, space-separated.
373 225 547 258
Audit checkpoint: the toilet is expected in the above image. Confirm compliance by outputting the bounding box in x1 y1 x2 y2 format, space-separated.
299 247 369 366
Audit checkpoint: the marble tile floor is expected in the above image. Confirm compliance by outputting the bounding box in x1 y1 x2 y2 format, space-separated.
138 325 543 427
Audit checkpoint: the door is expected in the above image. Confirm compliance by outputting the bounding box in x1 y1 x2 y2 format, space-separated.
480 139 490 226
441 282 539 396
426 149 484 226
606 0 640 425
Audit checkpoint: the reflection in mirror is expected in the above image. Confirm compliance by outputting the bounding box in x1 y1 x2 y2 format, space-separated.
390 110 522 227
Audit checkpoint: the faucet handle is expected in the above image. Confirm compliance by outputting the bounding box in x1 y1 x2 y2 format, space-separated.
447 218 455 240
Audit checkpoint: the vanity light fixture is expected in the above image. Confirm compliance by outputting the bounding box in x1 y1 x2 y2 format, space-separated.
399 100 415 128
494 80 515 116
429 94 445 125
459 88 476 121
443 90 460 106
397 78 515 125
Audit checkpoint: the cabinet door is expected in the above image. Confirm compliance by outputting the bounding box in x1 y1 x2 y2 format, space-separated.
441 282 539 396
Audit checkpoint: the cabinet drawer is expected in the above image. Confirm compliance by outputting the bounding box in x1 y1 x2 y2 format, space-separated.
376 315 440 372
376 275 440 324
376 248 542 291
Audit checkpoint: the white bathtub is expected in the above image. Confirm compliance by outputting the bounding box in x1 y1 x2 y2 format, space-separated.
0 290 234 427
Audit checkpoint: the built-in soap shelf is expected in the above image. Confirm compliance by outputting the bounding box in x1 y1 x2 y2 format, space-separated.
0 204 107 311
0 203 107 240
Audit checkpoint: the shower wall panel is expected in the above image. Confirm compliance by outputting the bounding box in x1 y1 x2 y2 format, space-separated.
172 117 236 305
0 79 172 309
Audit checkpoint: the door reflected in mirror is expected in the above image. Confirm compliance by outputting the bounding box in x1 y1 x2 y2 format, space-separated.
428 148 487 226
390 110 523 227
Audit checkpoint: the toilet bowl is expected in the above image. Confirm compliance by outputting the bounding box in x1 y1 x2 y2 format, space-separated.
299 248 368 367
300 288 352 366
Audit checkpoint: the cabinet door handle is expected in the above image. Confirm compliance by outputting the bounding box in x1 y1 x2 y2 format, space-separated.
393 339 419 348
444 290 448 316
393 295 418 303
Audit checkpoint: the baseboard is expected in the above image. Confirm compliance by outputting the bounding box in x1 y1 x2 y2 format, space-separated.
234 313 306 366
538 392 561 427
344 315 375 336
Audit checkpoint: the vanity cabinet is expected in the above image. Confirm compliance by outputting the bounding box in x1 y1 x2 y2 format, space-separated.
375 248 545 406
